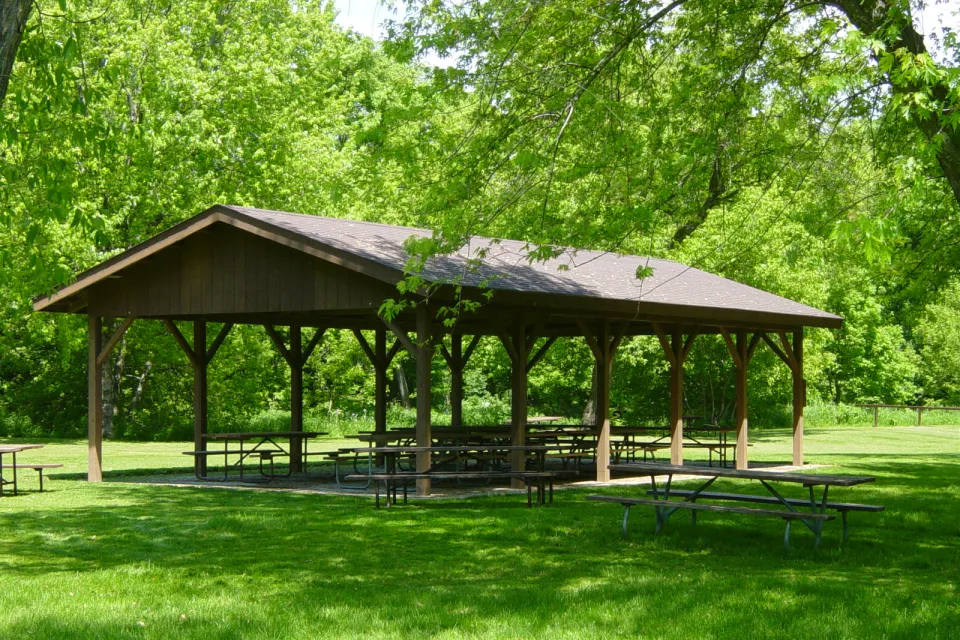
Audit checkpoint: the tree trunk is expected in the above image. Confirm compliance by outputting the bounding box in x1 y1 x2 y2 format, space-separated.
101 335 125 439
581 363 598 425
0 0 31 108
395 363 411 408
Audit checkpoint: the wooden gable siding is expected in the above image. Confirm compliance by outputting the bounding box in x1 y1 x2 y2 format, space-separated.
86 223 396 318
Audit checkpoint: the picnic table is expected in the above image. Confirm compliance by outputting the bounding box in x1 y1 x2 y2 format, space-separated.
344 444 560 508
608 425 735 466
590 462 882 548
184 431 326 481
0 444 62 495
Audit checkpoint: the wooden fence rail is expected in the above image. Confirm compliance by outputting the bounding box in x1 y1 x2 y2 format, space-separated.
855 404 960 428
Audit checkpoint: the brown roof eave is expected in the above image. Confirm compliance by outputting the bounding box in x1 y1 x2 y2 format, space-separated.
461 287 843 330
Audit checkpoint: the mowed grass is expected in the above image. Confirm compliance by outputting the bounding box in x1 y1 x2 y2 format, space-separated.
1 426 958 639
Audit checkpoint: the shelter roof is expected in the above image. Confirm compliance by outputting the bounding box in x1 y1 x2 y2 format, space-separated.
33 204 842 329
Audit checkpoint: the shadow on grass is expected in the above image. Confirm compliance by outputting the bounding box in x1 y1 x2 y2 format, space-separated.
0 458 957 638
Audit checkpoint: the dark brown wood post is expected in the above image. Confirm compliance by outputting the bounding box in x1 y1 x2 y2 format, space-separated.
450 332 464 428
669 325 684 465
375 329 388 436
193 321 208 478
290 324 303 473
792 329 804 466
510 316 528 486
415 304 433 496
595 323 612 482
735 329 749 469
87 315 103 482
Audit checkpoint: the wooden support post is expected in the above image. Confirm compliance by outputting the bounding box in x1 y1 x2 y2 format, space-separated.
415 305 433 496
670 325 684 465
510 316 528 486
735 329 749 470
450 332 464 428
792 329 804 466
375 329 387 437
87 315 103 483
578 319 626 481
595 323 612 482
193 321 208 478
290 325 303 473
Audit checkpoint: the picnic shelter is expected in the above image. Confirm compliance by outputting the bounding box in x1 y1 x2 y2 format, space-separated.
32 204 843 494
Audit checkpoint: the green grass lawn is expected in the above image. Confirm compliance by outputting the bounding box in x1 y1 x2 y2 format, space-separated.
1 426 958 639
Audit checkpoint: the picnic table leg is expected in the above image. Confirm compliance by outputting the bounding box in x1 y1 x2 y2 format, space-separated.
39 468 44 492
784 520 791 550
622 505 631 539
842 511 849 542
12 451 17 496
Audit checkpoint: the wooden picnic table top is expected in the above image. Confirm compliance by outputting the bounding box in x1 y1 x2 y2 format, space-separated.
691 424 735 432
203 431 326 440
0 444 44 453
349 445 553 454
608 462 876 487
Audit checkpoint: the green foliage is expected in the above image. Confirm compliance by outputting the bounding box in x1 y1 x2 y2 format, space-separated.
915 281 960 404
1 0 959 440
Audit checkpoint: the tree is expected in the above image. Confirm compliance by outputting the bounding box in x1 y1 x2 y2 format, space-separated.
387 0 958 274
0 0 31 107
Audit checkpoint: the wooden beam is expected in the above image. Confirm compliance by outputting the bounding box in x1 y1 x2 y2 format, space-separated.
462 334 482 364
302 328 325 363
193 321 208 478
575 317 603 361
375 329 388 440
87 315 103 483
747 331 763 361
438 343 453 367
777 330 799 372
525 323 543 354
264 325 295 367
607 322 629 360
96 317 135 367
164 319 199 367
510 314 528 488
450 333 463 427
415 304 432 496
525 336 557 373
719 327 742 370
735 329 749 470
680 327 699 363
386 339 403 365
761 333 795 373
290 325 303 473
497 326 519 364
206 322 234 362
792 329 804 467
652 322 677 368
669 325 684 465
353 329 376 365
382 317 418 357
595 323 612 482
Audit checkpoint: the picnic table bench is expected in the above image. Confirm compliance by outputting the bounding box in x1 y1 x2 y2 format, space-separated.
589 462 881 548
347 470 558 508
0 444 49 496
0 463 63 492
346 444 565 508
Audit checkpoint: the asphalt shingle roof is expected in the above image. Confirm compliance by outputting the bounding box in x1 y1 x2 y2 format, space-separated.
225 205 840 324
